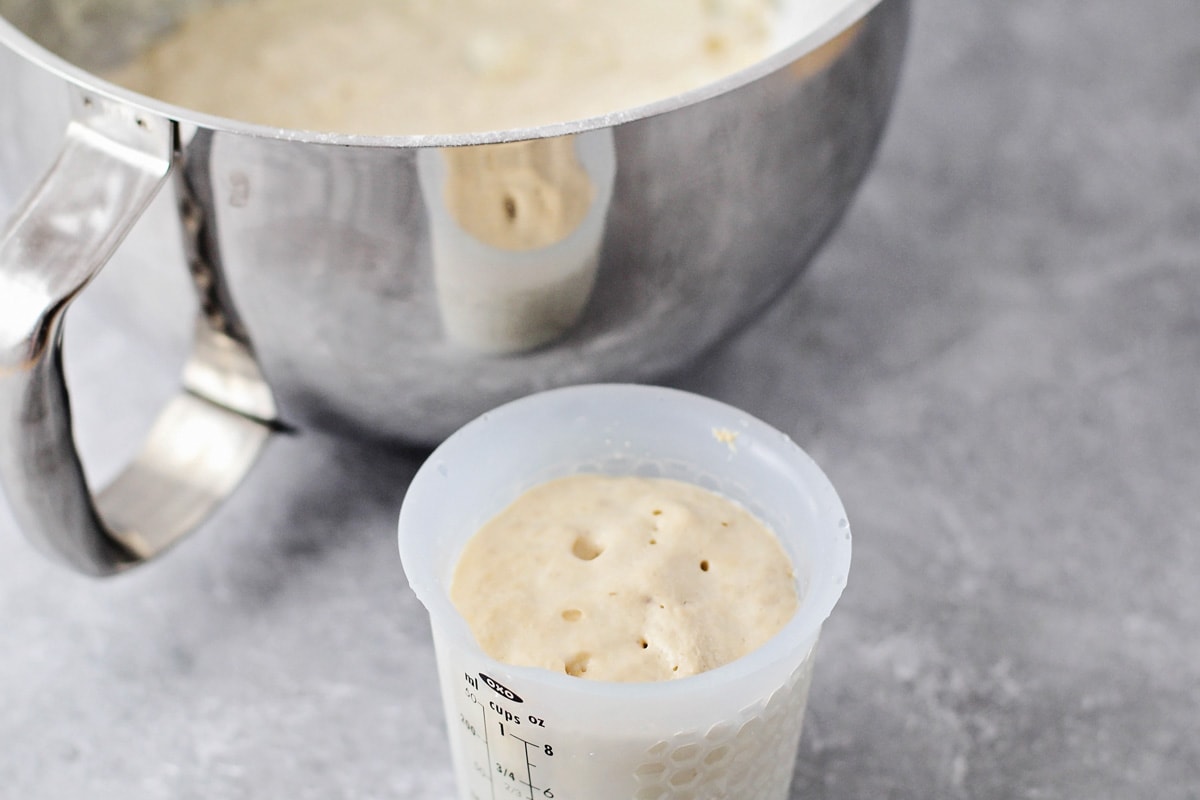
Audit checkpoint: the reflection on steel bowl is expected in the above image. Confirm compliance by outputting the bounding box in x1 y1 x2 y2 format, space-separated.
0 0 909 575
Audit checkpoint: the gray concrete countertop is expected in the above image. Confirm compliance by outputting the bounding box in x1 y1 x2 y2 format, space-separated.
2 1 1197 798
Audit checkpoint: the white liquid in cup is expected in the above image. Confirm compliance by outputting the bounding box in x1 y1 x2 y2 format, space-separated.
398 384 851 800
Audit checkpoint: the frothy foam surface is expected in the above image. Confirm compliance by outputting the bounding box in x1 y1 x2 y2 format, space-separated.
450 474 799 682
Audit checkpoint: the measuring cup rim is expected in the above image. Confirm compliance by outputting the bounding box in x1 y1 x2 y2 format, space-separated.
397 383 852 699
0 0 885 148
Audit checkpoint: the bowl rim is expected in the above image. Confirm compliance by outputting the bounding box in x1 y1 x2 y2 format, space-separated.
0 0 887 148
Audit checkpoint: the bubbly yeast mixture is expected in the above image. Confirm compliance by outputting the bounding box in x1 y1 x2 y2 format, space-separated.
450 474 798 682
107 0 776 134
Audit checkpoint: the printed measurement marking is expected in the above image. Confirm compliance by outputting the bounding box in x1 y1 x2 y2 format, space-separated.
466 676 498 800
467 673 557 800
461 713 481 739
496 723 542 798
520 738 537 800
512 734 555 759
508 732 556 799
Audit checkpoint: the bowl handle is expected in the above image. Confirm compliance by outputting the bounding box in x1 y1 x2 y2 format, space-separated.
0 90 277 576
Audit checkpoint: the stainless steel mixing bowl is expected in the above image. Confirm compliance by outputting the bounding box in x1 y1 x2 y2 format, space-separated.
0 0 909 574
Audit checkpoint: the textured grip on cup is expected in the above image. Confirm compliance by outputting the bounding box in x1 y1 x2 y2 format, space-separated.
0 91 277 576
633 655 816 799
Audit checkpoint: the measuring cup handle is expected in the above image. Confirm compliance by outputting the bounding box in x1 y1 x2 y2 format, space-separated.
0 90 277 576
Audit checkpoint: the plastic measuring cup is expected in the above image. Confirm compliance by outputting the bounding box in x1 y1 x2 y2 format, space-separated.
398 384 851 800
